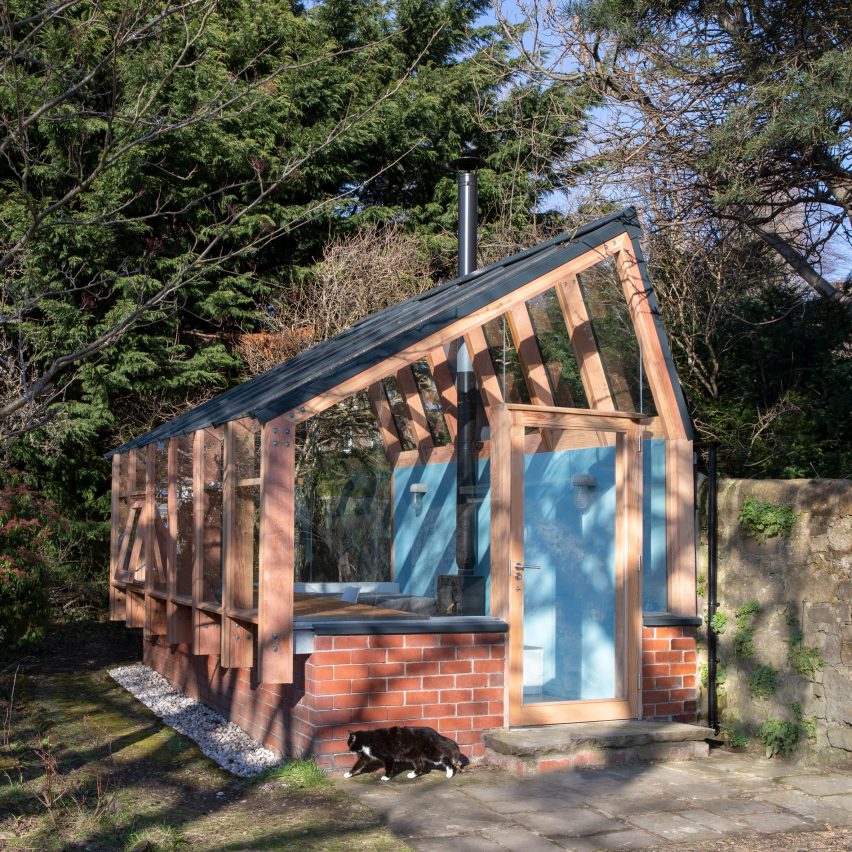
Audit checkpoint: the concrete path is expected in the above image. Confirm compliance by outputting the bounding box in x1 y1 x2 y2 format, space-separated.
337 750 852 850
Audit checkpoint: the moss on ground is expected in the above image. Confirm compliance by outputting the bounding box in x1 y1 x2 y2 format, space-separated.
0 622 407 851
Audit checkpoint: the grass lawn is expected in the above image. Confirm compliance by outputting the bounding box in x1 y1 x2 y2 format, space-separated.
0 621 407 851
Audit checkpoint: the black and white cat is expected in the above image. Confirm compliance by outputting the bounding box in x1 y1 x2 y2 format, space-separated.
345 726 466 782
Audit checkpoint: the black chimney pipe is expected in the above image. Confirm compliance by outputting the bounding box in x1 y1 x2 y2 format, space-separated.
451 152 483 576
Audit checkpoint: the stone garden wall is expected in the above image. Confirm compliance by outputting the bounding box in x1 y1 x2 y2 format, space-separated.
698 478 852 766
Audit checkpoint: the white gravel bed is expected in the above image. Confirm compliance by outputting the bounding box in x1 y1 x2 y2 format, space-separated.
109 662 282 777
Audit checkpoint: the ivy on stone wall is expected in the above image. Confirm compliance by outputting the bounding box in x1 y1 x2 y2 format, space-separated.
748 665 777 699
710 610 728 636
786 614 826 680
732 601 761 658
758 718 800 758
739 499 798 541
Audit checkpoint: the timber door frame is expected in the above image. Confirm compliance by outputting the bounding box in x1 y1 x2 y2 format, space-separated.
491 403 644 727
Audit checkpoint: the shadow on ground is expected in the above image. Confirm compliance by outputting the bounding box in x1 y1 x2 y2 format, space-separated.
0 621 402 851
4 623 852 851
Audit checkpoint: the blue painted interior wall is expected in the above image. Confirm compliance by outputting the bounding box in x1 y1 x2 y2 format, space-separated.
392 459 491 602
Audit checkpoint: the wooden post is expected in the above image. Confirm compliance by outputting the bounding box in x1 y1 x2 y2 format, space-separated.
144 445 154 596
192 430 218 655
621 426 644 718
109 454 126 620
506 415 526 725
258 416 296 684
128 589 144 629
489 403 511 725
166 439 180 644
232 419 256 612
221 422 253 668
489 404 511 623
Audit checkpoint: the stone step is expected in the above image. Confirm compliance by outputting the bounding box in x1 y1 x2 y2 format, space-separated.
484 720 715 775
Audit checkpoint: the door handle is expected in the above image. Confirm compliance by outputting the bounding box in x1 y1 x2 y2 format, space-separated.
513 562 540 588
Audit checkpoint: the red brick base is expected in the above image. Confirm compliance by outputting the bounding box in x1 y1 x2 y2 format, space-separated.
142 625 697 773
641 626 699 723
144 631 505 771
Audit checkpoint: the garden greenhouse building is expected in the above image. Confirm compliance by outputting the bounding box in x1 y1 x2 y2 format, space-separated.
107 207 702 769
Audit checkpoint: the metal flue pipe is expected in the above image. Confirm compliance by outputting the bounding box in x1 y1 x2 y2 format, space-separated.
452 151 483 576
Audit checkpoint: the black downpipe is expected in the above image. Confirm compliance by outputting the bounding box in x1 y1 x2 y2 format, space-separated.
453 154 482 576
706 444 720 734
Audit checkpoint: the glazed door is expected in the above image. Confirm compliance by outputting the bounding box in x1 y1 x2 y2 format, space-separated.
503 406 643 726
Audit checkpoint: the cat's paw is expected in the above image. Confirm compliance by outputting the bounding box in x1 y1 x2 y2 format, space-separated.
407 771 417 779
445 766 455 778
343 771 353 778
380 775 390 782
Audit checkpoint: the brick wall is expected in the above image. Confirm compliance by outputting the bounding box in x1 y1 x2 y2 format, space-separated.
641 626 698 723
144 630 506 772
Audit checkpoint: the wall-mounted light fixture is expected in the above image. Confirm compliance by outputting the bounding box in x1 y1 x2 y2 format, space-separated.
571 473 597 509
410 482 428 516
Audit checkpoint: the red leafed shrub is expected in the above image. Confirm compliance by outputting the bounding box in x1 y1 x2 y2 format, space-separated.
0 471 65 646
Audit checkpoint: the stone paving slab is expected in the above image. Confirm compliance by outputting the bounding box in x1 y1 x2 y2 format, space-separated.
760 788 852 826
563 828 663 850
682 807 750 833
336 749 852 851
698 795 777 815
510 805 625 837
479 824 564 850
785 773 852 796
626 812 723 843
733 811 813 834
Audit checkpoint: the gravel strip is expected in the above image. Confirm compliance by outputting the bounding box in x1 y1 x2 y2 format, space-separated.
109 662 282 777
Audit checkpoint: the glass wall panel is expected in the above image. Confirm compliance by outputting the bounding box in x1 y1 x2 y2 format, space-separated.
482 316 530 404
576 259 656 415
152 442 169 592
201 428 224 604
381 375 417 451
175 435 194 597
127 449 146 584
131 448 146 495
233 419 261 610
125 504 144 584
526 288 589 408
411 359 451 446
115 453 130 582
295 391 392 586
392 456 491 615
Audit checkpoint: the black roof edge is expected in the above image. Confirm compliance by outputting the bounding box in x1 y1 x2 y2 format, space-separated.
106 206 648 458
